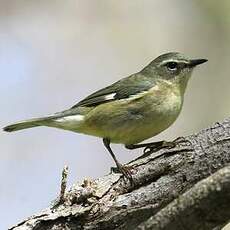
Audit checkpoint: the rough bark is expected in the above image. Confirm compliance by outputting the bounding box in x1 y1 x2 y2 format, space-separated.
137 165 230 230
10 118 230 230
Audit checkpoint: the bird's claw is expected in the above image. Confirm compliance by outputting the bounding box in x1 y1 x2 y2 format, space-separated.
143 141 176 154
112 163 135 185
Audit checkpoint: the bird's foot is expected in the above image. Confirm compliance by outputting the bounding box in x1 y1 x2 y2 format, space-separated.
143 141 176 155
111 163 135 184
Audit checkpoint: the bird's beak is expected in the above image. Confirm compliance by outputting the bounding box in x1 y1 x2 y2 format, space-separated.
188 59 208 68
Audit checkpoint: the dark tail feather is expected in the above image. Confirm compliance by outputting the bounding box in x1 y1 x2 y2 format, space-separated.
3 116 54 132
3 122 40 132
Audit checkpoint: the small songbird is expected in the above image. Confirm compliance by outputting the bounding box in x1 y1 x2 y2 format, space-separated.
3 52 207 180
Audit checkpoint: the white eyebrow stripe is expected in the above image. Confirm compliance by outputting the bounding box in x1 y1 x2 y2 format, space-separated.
160 59 189 66
104 93 116 100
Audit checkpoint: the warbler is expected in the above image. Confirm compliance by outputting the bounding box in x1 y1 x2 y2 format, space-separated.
3 52 207 180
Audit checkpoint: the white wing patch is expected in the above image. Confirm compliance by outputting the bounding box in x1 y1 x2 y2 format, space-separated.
104 93 116 100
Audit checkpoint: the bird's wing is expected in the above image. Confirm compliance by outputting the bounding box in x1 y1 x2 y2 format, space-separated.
71 73 155 108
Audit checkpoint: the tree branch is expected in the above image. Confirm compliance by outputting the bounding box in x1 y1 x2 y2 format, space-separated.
137 165 230 230
10 118 230 230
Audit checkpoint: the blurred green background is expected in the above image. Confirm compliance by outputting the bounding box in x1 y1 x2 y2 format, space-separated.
1 1 230 229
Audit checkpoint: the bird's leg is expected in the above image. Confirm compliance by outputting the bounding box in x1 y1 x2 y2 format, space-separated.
126 140 176 156
103 138 134 182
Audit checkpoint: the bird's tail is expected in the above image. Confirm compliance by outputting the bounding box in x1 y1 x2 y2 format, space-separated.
3 116 55 132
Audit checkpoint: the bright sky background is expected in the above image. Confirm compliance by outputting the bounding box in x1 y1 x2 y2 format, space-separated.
1 1 230 229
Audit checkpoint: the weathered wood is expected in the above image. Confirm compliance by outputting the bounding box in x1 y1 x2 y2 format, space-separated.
10 119 230 230
137 165 230 230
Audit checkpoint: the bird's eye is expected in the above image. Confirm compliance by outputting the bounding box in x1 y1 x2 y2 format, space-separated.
165 62 178 71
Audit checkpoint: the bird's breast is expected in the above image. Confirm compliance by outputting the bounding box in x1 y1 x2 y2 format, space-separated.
134 85 183 137
80 83 183 144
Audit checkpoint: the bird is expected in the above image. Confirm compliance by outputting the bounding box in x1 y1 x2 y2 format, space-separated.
3 52 207 181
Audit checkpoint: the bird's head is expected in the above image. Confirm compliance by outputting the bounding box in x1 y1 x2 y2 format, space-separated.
143 52 208 94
